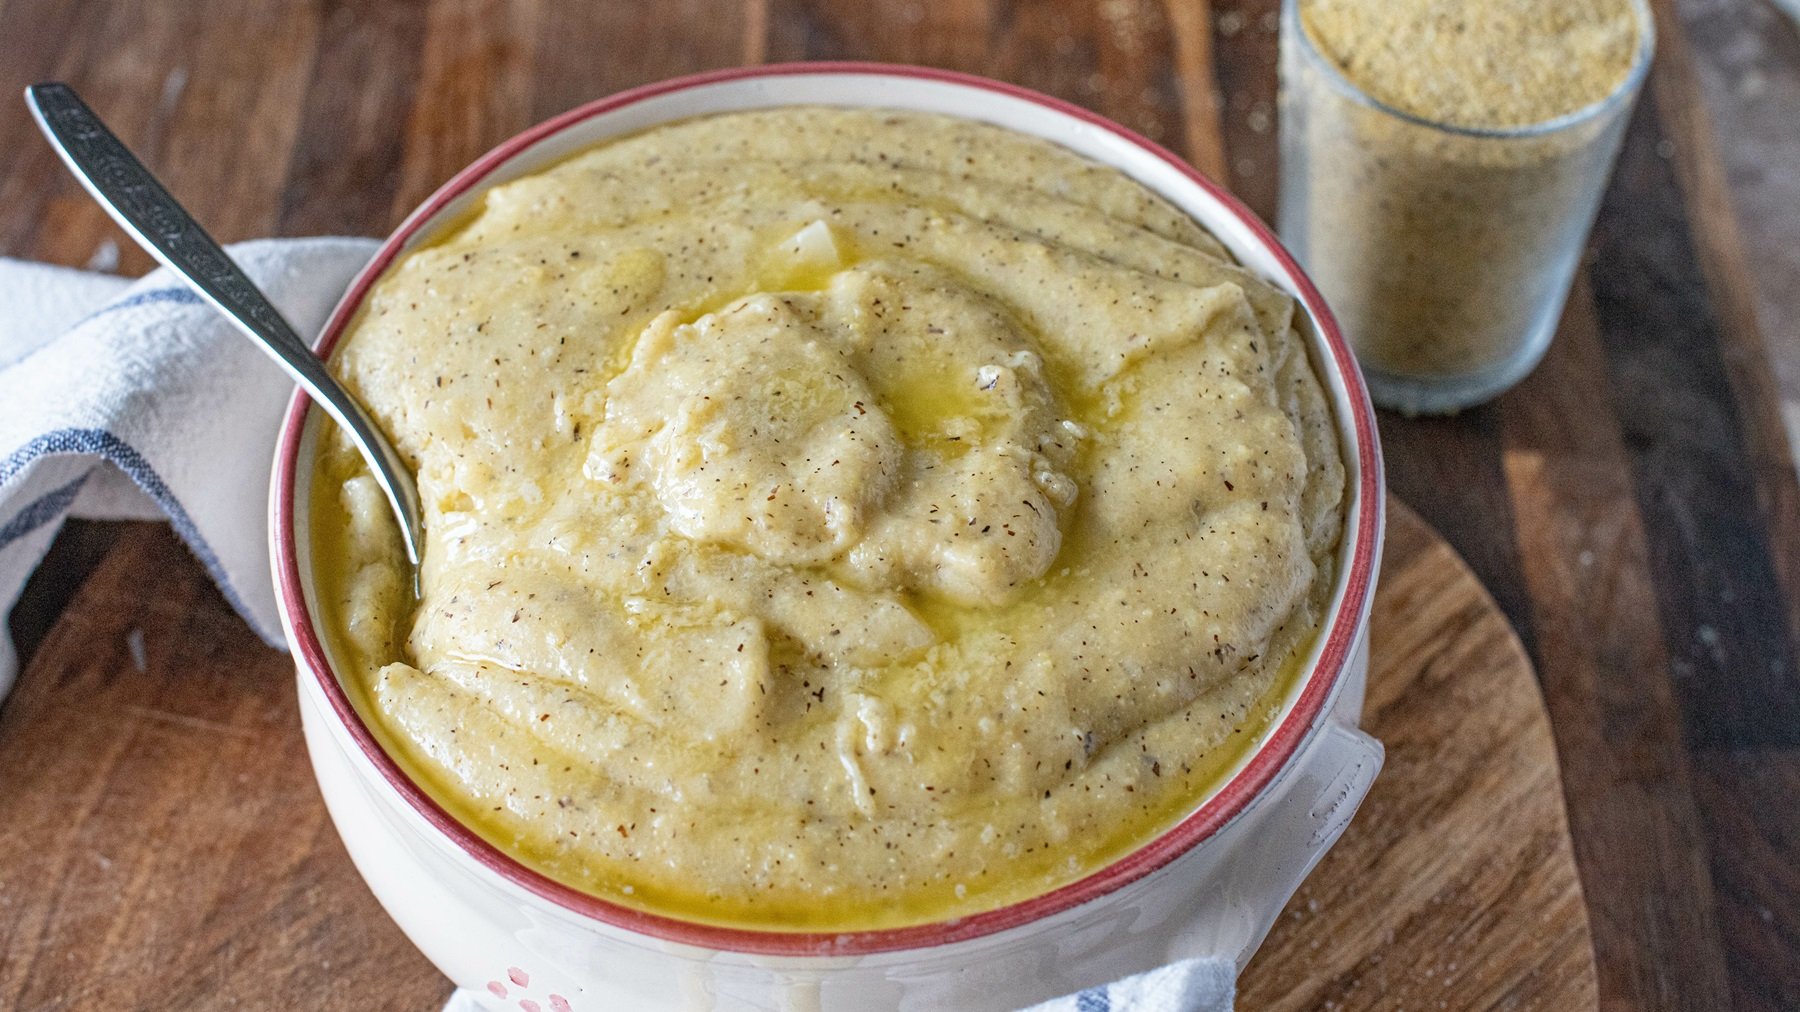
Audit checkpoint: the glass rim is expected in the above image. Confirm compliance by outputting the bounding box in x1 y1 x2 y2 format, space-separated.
1282 0 1657 141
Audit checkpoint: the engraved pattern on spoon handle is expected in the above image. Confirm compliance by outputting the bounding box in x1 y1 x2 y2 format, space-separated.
27 83 313 362
24 82 424 563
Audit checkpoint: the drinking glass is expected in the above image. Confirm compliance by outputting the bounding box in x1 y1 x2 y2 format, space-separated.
1277 0 1654 415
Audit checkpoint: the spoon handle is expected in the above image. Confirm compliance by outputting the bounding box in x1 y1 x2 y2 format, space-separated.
24 82 423 564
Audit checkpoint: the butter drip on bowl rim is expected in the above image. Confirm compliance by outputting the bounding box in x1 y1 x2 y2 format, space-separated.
310 107 1346 931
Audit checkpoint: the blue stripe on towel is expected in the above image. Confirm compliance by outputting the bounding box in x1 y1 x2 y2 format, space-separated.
0 288 202 372
77 286 203 324
0 426 265 642
0 472 90 552
1076 988 1111 1012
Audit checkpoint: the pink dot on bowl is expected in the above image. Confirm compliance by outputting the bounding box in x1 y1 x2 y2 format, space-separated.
549 997 572 1012
509 967 531 986
520 1002 541 1012
487 981 508 998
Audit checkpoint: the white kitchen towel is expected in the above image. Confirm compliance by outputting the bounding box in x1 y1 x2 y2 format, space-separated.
0 237 379 696
2 239 1234 1012
439 956 1233 1012
1040 957 1235 1012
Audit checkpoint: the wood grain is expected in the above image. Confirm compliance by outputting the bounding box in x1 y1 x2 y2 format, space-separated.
1670 0 1800 496
1 0 1797 1007
276 0 430 237
1648 0 1800 670
1583 56 1800 1007
1243 501 1596 1011
0 524 443 1010
1500 283 1733 1010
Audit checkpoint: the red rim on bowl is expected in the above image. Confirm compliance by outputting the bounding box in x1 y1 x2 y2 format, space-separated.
273 62 1384 958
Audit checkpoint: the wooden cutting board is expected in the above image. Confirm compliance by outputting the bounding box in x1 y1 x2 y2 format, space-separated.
0 497 1594 1010
1244 499 1596 1010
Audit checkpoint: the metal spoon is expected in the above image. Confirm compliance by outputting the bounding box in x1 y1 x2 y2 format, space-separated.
24 82 423 565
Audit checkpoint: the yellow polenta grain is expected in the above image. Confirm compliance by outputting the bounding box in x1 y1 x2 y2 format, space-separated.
1282 0 1647 406
1301 0 1640 129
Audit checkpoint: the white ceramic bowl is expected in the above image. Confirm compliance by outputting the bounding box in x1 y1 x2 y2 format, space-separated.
270 63 1386 1012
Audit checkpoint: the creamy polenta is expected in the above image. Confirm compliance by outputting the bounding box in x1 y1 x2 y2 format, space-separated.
313 108 1346 930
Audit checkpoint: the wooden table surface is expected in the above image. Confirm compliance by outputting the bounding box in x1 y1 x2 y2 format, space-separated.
1 1 1795 1009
